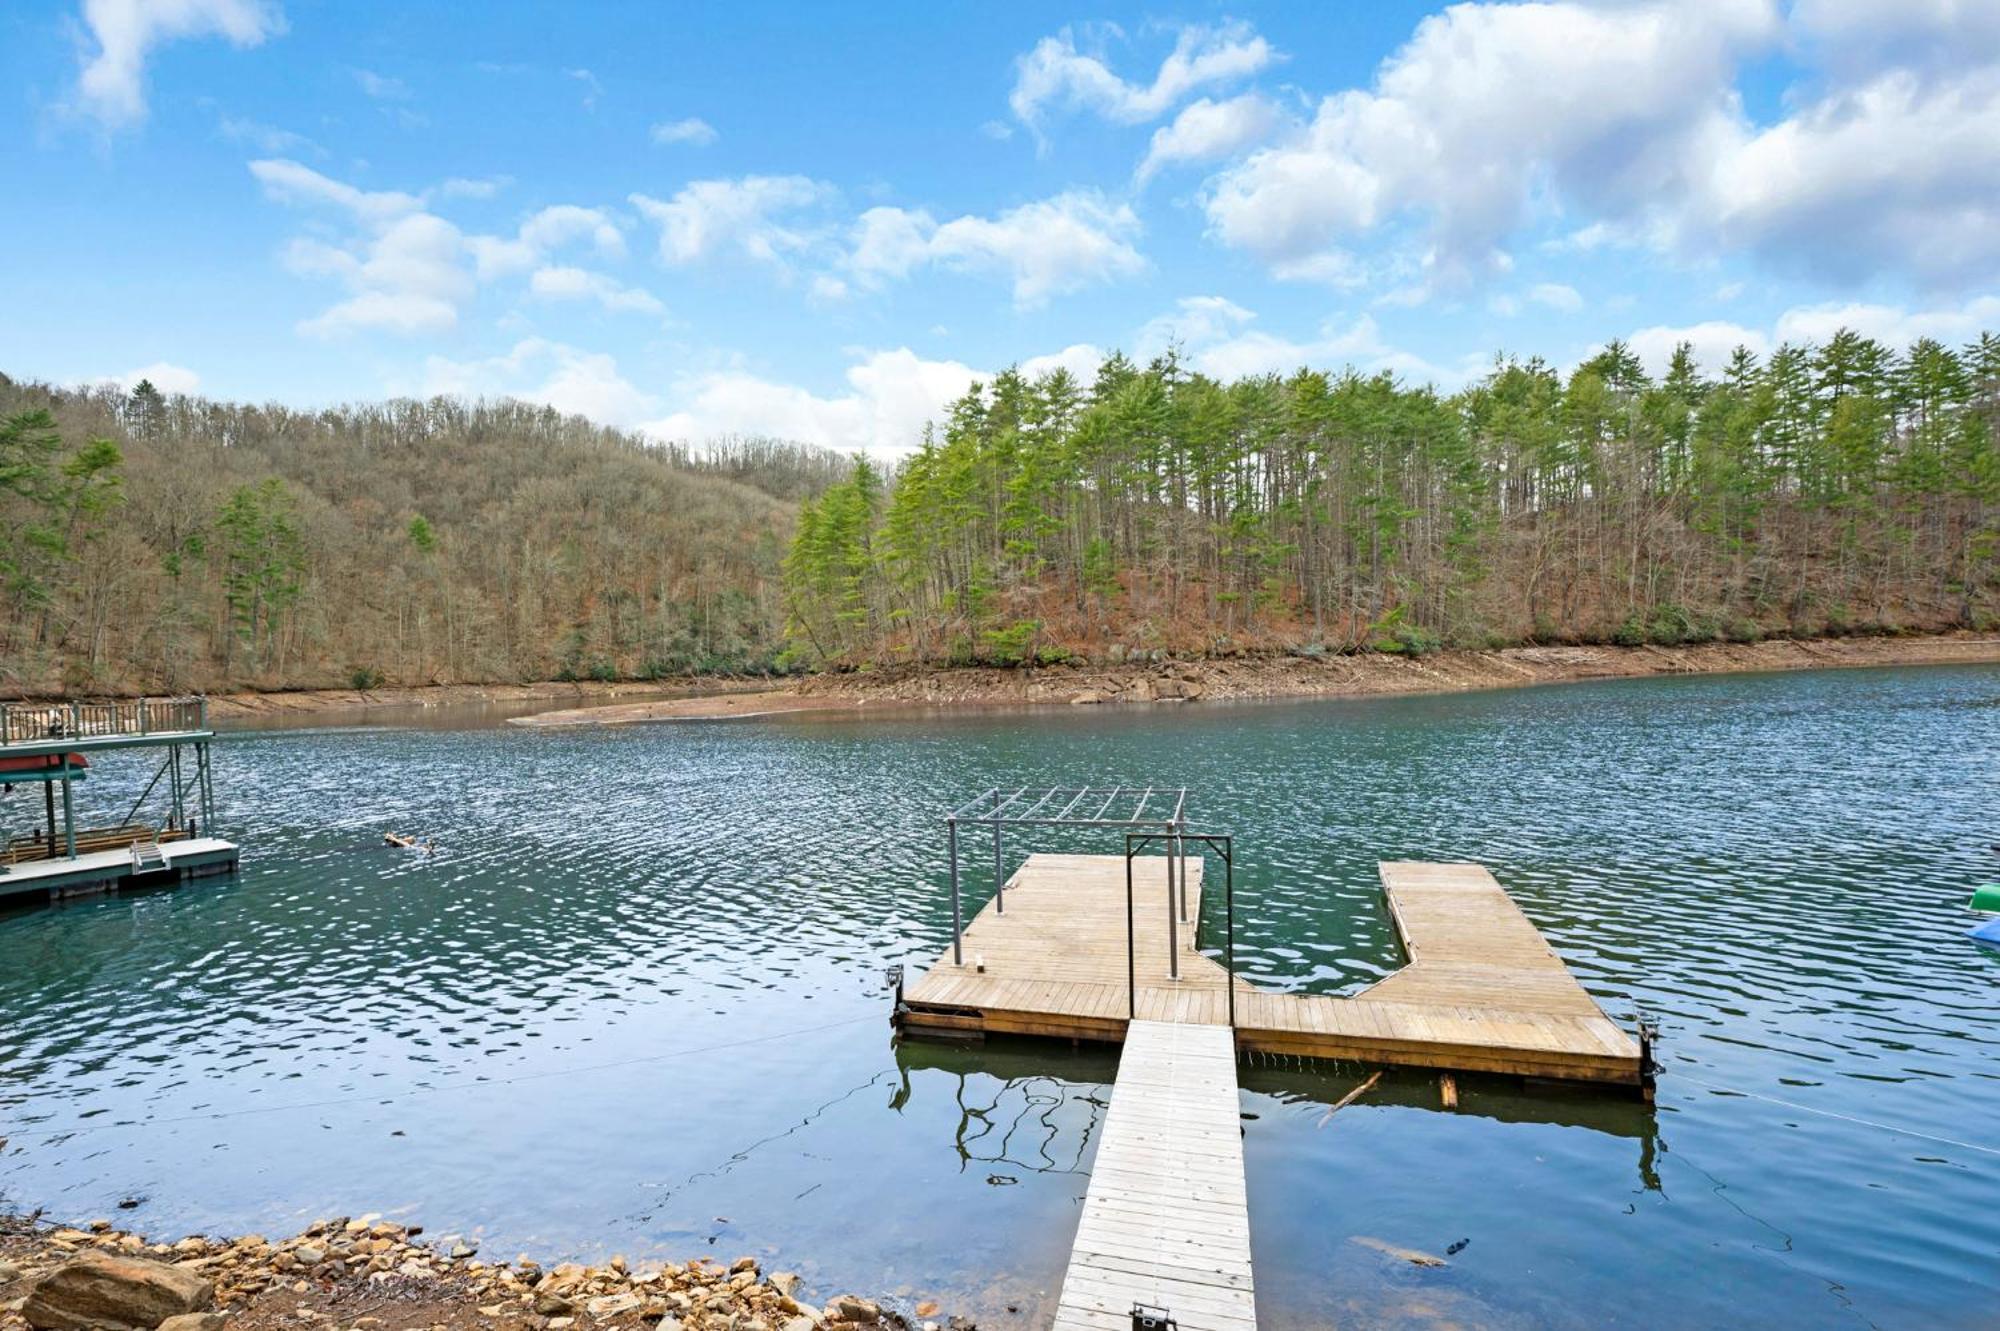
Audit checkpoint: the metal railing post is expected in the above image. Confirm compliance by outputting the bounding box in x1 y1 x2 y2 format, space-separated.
992 792 1004 914
1125 839 1138 1020
1224 838 1236 1030
948 817 964 966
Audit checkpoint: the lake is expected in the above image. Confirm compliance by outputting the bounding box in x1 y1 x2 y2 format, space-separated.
3 665 1997 1329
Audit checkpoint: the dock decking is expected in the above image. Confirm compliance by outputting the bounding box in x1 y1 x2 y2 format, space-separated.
1051 1020 1254 1331
0 837 238 902
900 854 1643 1086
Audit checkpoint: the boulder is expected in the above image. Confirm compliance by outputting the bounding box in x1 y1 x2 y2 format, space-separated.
23 1254 214 1331
1069 690 1108 705
828 1296 879 1324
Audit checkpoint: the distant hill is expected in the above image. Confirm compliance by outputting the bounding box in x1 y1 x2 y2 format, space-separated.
0 374 847 694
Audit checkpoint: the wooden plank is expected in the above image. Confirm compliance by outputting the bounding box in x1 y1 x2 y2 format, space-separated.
1053 1020 1254 1331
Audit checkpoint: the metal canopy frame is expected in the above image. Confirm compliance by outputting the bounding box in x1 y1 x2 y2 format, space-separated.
943 786 1193 969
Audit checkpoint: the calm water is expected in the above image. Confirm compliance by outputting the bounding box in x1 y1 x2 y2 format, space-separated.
3 667 1997 1328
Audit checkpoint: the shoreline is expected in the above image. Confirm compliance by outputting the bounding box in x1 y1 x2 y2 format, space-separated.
0 1214 910 1331
506 631 2000 729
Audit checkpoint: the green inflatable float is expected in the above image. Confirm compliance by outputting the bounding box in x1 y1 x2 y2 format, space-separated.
1973 884 2000 913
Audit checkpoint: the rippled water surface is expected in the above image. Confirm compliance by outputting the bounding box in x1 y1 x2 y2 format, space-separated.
4 666 1998 1329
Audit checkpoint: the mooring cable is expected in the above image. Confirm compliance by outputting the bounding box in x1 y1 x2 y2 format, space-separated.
1671 1069 2000 1158
6 1012 883 1142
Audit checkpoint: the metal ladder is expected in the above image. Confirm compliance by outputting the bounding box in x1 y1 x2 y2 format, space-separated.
131 836 167 872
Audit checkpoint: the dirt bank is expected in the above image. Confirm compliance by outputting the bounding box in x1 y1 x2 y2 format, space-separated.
202 680 774 722
0 1214 925 1331
509 632 2000 728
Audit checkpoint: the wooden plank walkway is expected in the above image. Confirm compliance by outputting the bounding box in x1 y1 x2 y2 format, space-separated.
1050 1020 1254 1331
900 854 1643 1086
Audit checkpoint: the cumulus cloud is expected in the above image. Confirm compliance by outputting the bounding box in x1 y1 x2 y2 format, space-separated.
1136 93 1281 184
1204 0 1775 285
844 191 1144 307
630 176 831 269
351 67 408 100
424 339 660 427
527 265 663 315
467 204 626 279
74 0 282 128
1528 282 1583 312
1010 20 1276 134
1133 295 1467 385
1619 294 2000 378
112 361 202 395
650 117 717 146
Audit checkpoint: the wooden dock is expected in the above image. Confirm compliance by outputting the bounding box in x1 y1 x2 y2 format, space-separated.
0 837 239 902
899 854 1643 1086
1051 1020 1253 1331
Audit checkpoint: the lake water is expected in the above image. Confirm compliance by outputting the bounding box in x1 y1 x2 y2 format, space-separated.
3 666 1997 1329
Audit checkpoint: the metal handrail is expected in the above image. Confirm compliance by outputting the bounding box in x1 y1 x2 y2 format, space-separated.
1125 831 1236 1029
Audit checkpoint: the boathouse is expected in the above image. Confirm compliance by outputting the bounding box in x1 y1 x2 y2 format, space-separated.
0 697 237 904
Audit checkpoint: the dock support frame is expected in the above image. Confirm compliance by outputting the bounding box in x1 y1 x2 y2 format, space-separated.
1124 831 1234 1027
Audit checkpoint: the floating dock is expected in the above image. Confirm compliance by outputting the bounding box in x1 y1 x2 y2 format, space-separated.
899 853 1644 1087
0 697 236 905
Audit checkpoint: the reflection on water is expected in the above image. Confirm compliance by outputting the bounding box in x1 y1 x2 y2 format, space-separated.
2 665 1997 1329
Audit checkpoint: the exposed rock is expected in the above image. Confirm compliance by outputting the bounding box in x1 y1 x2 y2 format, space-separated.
828 1295 880 1324
533 1290 576 1316
23 1253 214 1331
767 1273 801 1298
1069 690 1108 705
157 1315 229 1331
0 1260 22 1284
293 1245 324 1267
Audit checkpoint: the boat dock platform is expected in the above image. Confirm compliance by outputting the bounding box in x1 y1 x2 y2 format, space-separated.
0 697 237 905
899 853 1645 1086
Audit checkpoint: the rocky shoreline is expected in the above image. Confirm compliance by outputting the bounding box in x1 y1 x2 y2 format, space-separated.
0 1216 923 1331
509 632 2000 728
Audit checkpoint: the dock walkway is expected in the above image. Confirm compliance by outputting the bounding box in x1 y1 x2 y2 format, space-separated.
1051 1020 1253 1331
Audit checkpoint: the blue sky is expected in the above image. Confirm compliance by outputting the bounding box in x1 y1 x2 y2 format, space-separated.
5 1 1998 453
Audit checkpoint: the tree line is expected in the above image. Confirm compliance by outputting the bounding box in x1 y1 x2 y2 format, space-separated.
782 331 2000 666
0 374 841 695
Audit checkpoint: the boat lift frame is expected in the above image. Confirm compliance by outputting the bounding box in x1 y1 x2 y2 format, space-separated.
942 786 1193 969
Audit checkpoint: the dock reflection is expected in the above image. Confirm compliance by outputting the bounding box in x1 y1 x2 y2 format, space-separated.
893 1035 1662 1192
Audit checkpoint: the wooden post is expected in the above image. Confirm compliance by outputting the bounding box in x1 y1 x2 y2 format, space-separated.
948 818 963 966
1440 1073 1458 1110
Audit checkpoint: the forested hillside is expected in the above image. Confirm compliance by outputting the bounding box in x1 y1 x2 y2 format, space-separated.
783 332 2000 666
0 375 841 694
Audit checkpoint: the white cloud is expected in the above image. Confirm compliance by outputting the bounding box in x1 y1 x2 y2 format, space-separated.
437 175 509 200
1133 295 1465 384
112 361 201 395
567 68 603 111
251 159 471 337
1619 294 2000 379
1203 0 1776 284
844 191 1144 307
630 176 831 269
1528 282 1583 312
74 0 281 128
468 205 625 279
644 348 983 454
424 338 659 427
650 117 717 146
1704 67 2000 286
1791 0 2000 78
1011 20 1276 134
351 67 409 100
1771 295 2000 348
1018 343 1104 385
1623 321 1771 377
249 157 421 222
1136 93 1281 184
216 113 316 155
527 266 663 315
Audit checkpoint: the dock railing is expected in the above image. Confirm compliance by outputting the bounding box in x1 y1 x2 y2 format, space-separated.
0 697 208 747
